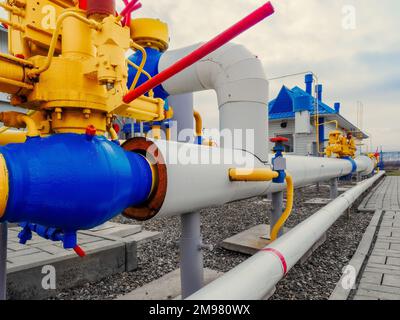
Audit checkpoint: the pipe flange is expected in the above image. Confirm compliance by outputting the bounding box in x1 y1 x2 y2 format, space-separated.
122 137 167 221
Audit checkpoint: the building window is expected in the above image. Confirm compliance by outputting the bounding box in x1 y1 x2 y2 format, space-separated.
274 134 294 153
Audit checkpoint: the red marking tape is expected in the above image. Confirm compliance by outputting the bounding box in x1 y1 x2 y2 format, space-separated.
261 248 288 275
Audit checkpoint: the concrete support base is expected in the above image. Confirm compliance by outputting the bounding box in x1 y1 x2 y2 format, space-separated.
116 269 223 300
222 224 327 265
221 224 290 256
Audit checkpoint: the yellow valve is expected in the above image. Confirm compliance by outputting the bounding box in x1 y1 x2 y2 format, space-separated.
130 18 169 52
0 1 170 134
325 130 357 158
270 174 294 241
229 168 279 182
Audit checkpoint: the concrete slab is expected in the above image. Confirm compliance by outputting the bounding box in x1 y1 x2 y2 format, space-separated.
221 224 290 256
89 222 142 238
5 222 161 300
116 268 223 300
222 224 326 265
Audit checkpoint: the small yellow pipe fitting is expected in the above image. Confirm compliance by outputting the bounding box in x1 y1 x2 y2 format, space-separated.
126 59 154 97
129 41 149 91
108 127 119 141
270 174 294 241
152 124 162 140
0 112 40 138
193 110 203 138
229 168 279 182
0 154 9 218
165 127 171 141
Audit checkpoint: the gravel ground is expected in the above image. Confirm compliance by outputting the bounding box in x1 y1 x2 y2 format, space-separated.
55 181 374 300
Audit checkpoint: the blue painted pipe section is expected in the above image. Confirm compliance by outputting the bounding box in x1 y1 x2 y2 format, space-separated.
127 47 169 100
0 134 153 248
318 117 325 151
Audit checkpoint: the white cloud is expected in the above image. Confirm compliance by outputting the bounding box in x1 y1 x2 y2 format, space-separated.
2 1 399 151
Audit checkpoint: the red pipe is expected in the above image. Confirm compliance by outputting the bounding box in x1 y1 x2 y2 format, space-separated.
123 1 275 104
120 0 140 17
79 0 87 10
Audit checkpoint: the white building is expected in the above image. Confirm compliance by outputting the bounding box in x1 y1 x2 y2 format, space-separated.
268 74 368 156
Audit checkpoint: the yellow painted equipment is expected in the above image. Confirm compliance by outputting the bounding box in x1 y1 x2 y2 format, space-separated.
130 18 169 52
229 168 279 182
0 130 26 145
325 130 357 158
0 0 168 135
0 154 9 218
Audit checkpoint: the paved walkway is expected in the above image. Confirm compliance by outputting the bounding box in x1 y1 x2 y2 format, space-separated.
359 176 400 212
353 176 400 300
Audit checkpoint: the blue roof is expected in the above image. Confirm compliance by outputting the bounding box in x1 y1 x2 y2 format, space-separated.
269 86 337 120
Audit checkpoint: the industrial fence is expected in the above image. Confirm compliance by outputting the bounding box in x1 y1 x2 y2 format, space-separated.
383 152 400 169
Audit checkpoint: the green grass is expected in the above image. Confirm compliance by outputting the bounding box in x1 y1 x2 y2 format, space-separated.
386 170 400 176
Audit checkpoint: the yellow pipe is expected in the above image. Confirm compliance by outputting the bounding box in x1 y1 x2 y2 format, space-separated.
270 174 294 241
165 127 171 141
0 18 24 31
18 115 40 137
0 112 40 137
193 110 203 138
27 11 101 78
129 41 148 91
229 168 279 182
0 131 26 145
152 124 161 140
126 59 154 97
0 2 24 16
108 127 119 141
0 53 34 68
0 110 37 135
0 76 34 90
319 120 339 129
0 154 9 218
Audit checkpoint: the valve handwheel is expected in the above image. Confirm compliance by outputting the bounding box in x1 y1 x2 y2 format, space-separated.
270 137 289 143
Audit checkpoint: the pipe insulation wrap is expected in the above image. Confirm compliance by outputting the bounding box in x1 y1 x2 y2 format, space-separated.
267 154 376 193
142 140 377 219
152 140 270 218
0 134 153 232
188 171 385 300
158 43 269 162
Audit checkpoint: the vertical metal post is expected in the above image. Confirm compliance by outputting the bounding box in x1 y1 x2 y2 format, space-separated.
270 192 284 239
329 178 338 199
0 222 7 300
180 212 204 299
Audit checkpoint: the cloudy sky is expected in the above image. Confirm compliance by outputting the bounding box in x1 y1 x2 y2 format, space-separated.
2 1 399 151
123 0 399 152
